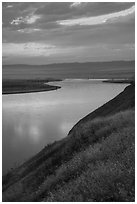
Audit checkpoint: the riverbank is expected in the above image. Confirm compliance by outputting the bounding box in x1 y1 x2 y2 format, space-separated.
103 78 134 84
2 79 61 94
2 84 135 202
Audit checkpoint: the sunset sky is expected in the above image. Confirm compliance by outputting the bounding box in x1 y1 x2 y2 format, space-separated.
2 2 135 65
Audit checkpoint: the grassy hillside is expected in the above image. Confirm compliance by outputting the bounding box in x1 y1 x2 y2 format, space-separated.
44 110 135 202
2 84 135 202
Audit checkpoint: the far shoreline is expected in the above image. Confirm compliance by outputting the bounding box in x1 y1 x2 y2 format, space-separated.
2 79 61 95
2 86 61 95
103 79 134 84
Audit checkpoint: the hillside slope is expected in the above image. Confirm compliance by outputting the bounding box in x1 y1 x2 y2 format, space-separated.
69 83 135 134
2 84 135 202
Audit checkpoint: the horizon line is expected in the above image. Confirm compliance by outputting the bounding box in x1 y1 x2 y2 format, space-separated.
2 60 135 66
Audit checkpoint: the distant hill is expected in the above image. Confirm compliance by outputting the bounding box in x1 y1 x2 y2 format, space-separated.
2 84 135 202
3 61 135 80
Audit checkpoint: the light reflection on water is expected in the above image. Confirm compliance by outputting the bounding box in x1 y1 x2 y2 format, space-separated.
2 79 127 174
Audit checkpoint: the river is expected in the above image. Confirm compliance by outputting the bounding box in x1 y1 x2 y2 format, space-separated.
2 79 128 174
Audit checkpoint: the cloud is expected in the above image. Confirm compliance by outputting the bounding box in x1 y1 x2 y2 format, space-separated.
6 5 13 8
10 14 41 25
17 28 41 33
35 2 71 15
3 42 56 57
57 5 135 26
70 2 81 8
3 2 134 31
26 15 41 24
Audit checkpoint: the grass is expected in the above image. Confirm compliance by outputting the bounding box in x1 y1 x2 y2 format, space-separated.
42 110 135 202
2 84 135 202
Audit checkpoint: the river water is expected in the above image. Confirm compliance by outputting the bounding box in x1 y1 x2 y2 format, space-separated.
2 79 128 174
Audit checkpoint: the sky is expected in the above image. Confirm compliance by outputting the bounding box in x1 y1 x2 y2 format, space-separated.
2 2 135 65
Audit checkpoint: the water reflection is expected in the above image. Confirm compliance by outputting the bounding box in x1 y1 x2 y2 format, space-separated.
2 80 127 173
